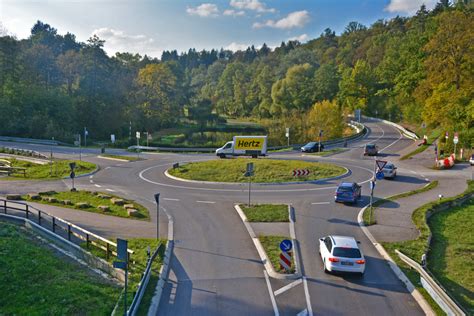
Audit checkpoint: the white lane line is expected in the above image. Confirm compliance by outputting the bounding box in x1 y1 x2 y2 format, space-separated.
274 278 303 296
104 166 110 170
311 202 330 205
379 125 403 153
263 270 279 316
94 184 102 188
425 178 429 181
89 175 93 179
297 309 308 316
196 200 216 204
163 198 180 201
89 180 94 183
106 188 115 192
303 277 313 316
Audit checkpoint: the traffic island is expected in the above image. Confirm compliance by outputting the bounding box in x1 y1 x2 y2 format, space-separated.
234 204 300 279
167 159 347 183
22 190 150 220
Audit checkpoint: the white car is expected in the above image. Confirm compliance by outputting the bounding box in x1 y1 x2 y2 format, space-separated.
470 154 474 166
382 163 397 179
319 235 365 275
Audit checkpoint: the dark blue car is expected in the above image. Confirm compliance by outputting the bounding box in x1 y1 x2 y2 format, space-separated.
335 182 362 203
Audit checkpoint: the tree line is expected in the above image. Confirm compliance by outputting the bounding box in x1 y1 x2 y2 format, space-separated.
0 1 472 147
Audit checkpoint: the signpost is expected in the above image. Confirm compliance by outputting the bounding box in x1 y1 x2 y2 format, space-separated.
453 132 459 158
285 127 290 147
113 238 128 315
111 134 116 144
136 132 141 159
154 193 160 240
369 180 376 224
84 127 88 147
318 130 323 153
279 240 293 272
355 109 361 122
69 162 76 191
244 163 254 207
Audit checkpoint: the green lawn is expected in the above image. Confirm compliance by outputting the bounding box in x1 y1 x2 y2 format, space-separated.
0 222 121 315
100 154 142 161
23 190 150 220
83 238 165 315
241 204 288 222
382 180 473 314
168 158 346 183
259 235 295 274
363 181 439 226
428 198 473 313
1 158 96 180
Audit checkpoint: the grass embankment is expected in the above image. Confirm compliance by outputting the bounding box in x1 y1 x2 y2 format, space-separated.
259 235 295 274
363 181 439 226
83 238 165 315
382 180 473 314
100 154 142 161
168 159 346 183
241 204 288 222
400 129 441 161
1 158 96 180
23 190 149 220
0 222 121 314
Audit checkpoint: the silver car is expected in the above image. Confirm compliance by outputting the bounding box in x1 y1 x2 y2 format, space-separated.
382 163 397 179
319 235 365 275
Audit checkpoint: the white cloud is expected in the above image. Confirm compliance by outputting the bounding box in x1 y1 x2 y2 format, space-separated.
385 0 437 14
186 3 219 17
230 0 275 13
223 9 246 16
253 10 310 29
92 28 161 57
288 34 308 42
225 42 249 52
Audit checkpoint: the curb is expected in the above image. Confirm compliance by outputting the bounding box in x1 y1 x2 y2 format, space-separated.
357 206 435 315
96 155 131 162
63 165 100 179
234 204 301 280
164 166 350 186
147 207 174 316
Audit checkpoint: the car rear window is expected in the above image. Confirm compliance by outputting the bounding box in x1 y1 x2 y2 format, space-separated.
333 247 362 258
337 186 353 192
366 144 375 149
385 165 393 169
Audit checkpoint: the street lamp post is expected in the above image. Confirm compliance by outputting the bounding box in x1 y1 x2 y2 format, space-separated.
154 193 160 240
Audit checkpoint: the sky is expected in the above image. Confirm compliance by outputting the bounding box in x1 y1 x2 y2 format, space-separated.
0 0 438 58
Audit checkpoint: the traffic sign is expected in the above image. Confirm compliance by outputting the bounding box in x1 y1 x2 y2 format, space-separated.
376 171 384 180
246 162 254 173
279 251 292 271
117 238 128 261
280 239 293 252
445 131 449 139
453 132 459 144
111 134 116 143
113 261 127 270
292 169 310 177
376 160 387 171
69 162 76 170
136 131 141 139
70 171 75 179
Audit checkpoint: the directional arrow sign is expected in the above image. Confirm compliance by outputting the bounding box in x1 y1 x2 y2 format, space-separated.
292 169 310 177
279 239 293 252
376 171 384 180
376 160 387 171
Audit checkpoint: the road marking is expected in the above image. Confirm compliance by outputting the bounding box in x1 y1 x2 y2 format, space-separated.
89 180 94 183
379 126 403 153
303 277 313 316
425 178 429 181
106 188 115 192
89 175 93 179
274 278 302 296
104 166 110 170
163 198 180 201
263 270 279 316
311 202 330 205
297 309 308 316
196 200 215 204
94 184 101 188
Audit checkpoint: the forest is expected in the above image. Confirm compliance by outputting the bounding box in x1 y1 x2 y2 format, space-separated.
0 1 472 148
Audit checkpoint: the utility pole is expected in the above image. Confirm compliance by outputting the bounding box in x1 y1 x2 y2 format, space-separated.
84 127 88 147
154 193 160 240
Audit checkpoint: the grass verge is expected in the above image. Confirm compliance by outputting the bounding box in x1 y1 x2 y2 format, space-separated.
0 222 121 314
23 190 150 220
382 180 473 314
363 181 439 226
100 154 142 161
241 204 288 222
168 158 346 183
82 238 165 315
1 158 96 180
259 235 295 274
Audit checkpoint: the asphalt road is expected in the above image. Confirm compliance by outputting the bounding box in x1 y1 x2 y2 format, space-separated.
1 119 429 315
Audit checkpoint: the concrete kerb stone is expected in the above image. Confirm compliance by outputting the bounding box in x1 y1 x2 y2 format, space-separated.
164 166 350 186
234 204 301 280
357 206 435 315
62 165 100 180
147 207 174 316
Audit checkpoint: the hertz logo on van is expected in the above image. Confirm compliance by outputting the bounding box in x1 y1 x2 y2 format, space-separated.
234 138 264 150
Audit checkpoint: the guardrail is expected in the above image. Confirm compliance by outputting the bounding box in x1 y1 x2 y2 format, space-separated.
0 198 134 263
0 136 70 146
395 250 465 316
363 116 419 140
127 243 164 316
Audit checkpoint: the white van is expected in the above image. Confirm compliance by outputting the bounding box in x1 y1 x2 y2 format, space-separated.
216 136 268 158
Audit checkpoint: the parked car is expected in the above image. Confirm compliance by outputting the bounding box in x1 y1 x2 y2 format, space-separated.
319 235 365 275
382 162 397 179
301 141 324 153
335 182 361 203
470 154 474 166
364 144 378 156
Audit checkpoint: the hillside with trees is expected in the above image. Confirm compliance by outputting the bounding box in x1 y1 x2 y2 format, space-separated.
0 1 472 148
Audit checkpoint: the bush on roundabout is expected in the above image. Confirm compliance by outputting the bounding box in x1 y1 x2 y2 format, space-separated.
167 158 346 183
